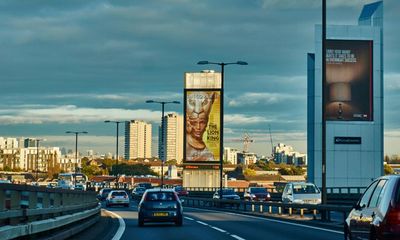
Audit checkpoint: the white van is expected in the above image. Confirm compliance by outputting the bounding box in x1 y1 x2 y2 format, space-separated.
282 182 321 204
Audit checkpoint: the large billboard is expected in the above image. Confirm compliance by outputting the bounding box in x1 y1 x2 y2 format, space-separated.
184 89 221 163
325 40 373 121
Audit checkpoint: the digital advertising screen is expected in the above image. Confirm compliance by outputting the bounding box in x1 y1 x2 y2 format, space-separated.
325 40 373 121
184 89 221 163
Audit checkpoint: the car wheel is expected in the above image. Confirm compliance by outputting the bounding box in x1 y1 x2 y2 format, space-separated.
138 217 144 227
344 225 352 240
369 227 378 240
175 217 183 226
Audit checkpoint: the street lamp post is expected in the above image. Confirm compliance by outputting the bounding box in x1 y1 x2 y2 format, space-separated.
197 60 248 199
104 120 124 187
321 0 328 219
65 131 88 187
146 100 180 188
35 138 46 181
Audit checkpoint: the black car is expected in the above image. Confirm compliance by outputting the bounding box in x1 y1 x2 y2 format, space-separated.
345 175 400 240
138 189 183 227
212 188 240 200
132 187 146 200
136 182 153 190
98 188 112 201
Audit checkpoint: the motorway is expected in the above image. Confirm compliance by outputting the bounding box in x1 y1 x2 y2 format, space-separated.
102 201 344 240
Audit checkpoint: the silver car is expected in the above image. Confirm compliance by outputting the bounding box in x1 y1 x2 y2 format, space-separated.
106 190 130 207
282 182 321 204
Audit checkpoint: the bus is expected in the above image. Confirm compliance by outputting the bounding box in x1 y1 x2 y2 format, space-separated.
58 173 88 190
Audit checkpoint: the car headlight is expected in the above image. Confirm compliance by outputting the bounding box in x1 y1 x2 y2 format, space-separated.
250 194 256 198
267 193 271 198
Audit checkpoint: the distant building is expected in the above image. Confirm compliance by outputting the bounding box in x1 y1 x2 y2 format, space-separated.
0 137 18 149
159 113 183 164
224 147 238 164
237 152 257 165
24 138 37 148
125 120 152 160
274 143 307 166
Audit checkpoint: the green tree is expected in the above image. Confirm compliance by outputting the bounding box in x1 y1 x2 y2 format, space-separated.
243 168 256 177
384 164 394 175
111 163 157 176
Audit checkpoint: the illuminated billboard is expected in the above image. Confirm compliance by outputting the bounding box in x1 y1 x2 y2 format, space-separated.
325 40 373 121
184 89 221 163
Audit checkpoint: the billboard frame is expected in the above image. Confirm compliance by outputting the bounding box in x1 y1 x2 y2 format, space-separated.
183 88 222 165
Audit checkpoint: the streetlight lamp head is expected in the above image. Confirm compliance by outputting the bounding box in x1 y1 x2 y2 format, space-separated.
104 120 111 123
172 101 180 104
146 100 155 103
236 61 248 65
82 131 88 134
65 131 71 134
197 61 209 65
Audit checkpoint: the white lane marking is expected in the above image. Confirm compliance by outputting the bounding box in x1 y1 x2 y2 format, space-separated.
184 217 194 221
231 234 246 240
211 226 226 233
185 207 343 235
104 210 126 240
196 220 208 226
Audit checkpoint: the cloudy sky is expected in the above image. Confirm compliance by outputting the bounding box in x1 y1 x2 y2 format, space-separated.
1 0 399 157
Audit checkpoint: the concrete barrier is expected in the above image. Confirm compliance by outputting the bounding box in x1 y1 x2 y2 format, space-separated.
0 183 100 240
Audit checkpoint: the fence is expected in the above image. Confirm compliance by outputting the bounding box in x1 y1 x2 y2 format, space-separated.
0 183 100 240
182 197 352 224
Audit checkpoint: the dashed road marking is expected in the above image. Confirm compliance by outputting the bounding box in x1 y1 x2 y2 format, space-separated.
231 234 246 240
196 220 208 226
211 226 226 233
184 217 194 221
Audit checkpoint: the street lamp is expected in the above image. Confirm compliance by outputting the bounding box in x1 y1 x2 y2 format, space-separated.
35 138 46 181
197 60 248 199
146 100 180 188
104 120 125 187
65 131 88 187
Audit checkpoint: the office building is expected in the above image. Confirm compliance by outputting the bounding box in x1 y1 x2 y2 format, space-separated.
224 147 238 164
159 113 184 163
125 120 152 160
307 2 383 187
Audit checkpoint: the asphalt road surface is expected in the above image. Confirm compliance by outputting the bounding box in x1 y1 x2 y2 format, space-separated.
103 202 344 240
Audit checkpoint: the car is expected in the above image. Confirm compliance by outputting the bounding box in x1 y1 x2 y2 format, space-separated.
137 189 183 227
98 188 113 201
132 187 146 200
345 175 400 240
212 188 240 200
244 187 271 201
73 184 86 191
173 186 189 197
105 190 130 207
282 182 321 204
136 182 153 190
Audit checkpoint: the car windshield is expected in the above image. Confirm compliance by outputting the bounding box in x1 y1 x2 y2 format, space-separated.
102 189 112 194
136 187 146 192
146 192 177 201
218 189 235 195
293 184 320 194
250 188 267 193
112 191 127 196
174 186 184 191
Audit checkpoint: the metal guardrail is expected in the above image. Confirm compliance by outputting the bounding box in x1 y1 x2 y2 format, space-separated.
0 183 100 239
185 186 365 205
182 197 353 223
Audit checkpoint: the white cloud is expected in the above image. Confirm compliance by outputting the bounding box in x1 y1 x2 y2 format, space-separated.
0 105 166 125
228 92 301 107
225 114 271 125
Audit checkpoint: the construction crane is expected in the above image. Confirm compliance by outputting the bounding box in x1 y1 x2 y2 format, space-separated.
230 132 254 153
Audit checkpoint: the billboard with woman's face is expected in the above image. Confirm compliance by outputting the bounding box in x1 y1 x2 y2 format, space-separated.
184 90 221 163
325 40 373 121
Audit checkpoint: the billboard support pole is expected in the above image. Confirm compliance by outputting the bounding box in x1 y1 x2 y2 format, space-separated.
321 0 327 220
220 63 225 199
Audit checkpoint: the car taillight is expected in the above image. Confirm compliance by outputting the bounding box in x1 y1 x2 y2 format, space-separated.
386 207 400 225
111 196 115 199
124 195 128 199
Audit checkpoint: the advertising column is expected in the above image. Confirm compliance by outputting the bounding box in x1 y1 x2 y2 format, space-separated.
183 71 222 188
